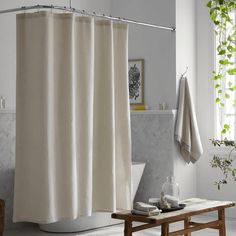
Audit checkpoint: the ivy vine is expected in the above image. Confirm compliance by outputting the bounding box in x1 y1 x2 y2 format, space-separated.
207 0 236 189
208 0 236 103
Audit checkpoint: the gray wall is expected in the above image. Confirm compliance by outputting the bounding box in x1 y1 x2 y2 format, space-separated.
111 0 176 109
175 0 197 106
174 0 197 200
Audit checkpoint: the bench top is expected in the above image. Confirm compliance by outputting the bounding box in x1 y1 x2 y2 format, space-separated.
112 198 235 224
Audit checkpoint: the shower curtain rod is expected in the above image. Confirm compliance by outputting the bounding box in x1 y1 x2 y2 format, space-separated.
0 5 175 31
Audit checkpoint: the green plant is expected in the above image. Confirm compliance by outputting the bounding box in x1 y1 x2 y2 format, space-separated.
207 0 236 109
210 139 236 189
207 0 236 189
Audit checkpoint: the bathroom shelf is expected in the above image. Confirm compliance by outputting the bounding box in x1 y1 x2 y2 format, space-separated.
0 109 177 115
131 109 177 115
0 109 15 114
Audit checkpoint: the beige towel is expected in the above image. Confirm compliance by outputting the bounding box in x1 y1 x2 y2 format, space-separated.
133 202 157 212
175 77 203 163
131 209 161 216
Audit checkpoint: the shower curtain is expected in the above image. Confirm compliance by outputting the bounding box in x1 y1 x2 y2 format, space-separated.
13 12 131 224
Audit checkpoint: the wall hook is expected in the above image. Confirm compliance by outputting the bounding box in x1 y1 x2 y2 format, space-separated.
181 66 188 78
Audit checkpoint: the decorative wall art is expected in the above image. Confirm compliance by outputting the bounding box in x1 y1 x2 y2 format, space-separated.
128 59 144 105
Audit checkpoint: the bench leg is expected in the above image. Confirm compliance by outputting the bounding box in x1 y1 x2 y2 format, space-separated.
161 223 169 236
124 221 132 236
184 217 191 236
218 209 226 236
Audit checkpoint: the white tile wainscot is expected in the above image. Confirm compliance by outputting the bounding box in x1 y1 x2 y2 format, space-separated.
131 110 197 203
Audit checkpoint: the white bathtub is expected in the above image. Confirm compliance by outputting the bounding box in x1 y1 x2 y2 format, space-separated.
39 161 145 233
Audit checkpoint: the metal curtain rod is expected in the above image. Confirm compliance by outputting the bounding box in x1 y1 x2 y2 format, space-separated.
0 5 175 31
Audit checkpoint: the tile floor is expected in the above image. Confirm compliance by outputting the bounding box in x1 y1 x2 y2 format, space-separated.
4 215 236 236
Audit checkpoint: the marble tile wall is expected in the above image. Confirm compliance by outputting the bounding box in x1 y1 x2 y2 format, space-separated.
0 113 15 228
131 111 176 203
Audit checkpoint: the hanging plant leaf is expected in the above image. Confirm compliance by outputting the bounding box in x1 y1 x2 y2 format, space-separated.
219 59 230 65
224 124 230 130
224 93 230 99
227 68 236 75
219 49 226 55
207 1 212 8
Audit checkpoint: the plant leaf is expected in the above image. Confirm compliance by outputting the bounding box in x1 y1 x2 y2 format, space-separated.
207 1 212 8
227 68 236 75
219 49 226 55
224 93 230 99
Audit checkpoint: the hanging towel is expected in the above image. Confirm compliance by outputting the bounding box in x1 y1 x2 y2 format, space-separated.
175 77 203 163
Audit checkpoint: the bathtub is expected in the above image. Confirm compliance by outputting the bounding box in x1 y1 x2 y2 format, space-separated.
39 161 145 233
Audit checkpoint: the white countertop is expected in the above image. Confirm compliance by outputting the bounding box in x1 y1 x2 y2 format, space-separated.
131 109 177 115
0 109 177 115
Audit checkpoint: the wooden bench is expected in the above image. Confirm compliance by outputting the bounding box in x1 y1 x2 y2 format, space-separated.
0 199 4 236
112 198 235 236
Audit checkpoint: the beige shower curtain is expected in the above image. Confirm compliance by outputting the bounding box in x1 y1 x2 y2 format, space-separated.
13 12 131 224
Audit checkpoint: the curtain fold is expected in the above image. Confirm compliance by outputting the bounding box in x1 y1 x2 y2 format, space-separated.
13 12 131 224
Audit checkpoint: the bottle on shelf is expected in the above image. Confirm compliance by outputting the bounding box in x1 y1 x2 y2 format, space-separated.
161 176 180 202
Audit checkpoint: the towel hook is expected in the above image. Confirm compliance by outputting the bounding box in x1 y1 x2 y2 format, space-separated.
181 66 188 78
